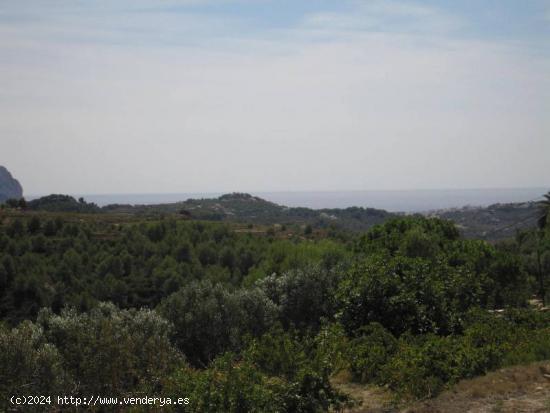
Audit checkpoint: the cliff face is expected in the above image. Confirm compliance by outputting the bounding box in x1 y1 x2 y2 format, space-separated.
0 166 23 202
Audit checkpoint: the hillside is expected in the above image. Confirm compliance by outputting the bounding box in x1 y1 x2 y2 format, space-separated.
0 166 23 202
27 194 101 213
99 192 395 231
337 361 550 412
427 202 540 241
403 361 550 413
1 202 549 412
21 192 544 240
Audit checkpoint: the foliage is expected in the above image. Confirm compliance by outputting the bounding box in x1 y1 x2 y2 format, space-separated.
159 281 277 367
0 210 549 410
357 216 459 257
0 218 343 324
37 303 183 396
258 265 342 331
347 323 397 383
0 322 68 412
165 354 288 413
339 217 530 339
27 194 100 213
162 325 350 413
338 254 484 336
347 309 550 399
537 191 550 230
243 326 349 412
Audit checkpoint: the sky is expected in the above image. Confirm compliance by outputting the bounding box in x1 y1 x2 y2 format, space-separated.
1 0 549 196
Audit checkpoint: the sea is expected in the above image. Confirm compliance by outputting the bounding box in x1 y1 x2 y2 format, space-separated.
30 187 548 213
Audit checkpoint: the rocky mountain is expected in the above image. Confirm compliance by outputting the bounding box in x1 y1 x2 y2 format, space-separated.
0 166 23 202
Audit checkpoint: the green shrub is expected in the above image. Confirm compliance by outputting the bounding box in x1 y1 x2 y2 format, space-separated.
37 303 183 395
348 323 397 383
381 335 460 398
338 255 474 336
373 310 550 400
244 326 348 412
165 354 288 413
0 322 69 411
258 265 341 331
159 281 277 366
165 349 349 413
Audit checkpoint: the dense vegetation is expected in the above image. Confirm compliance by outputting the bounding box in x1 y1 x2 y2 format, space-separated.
21 192 392 233
433 201 541 240
27 194 101 213
19 192 542 240
0 195 549 412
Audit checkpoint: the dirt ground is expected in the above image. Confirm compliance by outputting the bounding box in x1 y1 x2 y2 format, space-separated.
334 362 550 413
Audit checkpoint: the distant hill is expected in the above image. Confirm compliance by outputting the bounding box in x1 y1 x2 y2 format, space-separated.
102 192 395 231
0 166 23 202
27 194 100 213
26 192 542 240
100 193 543 238
426 202 540 240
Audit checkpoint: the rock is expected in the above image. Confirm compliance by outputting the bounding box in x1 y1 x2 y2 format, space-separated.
0 166 23 202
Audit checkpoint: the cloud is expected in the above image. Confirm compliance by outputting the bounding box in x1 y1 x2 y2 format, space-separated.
301 0 463 35
0 1 251 49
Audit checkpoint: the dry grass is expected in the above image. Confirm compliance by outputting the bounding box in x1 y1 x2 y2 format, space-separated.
332 362 550 413
331 370 397 413
404 361 550 413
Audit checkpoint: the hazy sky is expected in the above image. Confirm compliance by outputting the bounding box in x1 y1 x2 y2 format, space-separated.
1 0 549 195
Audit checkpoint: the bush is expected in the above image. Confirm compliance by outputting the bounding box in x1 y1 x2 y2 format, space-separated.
159 281 278 366
486 252 529 308
348 323 397 383
338 255 476 336
0 322 69 411
37 303 182 395
244 326 348 412
381 335 457 398
165 345 349 413
165 354 288 413
367 310 550 399
258 265 340 331
358 216 459 257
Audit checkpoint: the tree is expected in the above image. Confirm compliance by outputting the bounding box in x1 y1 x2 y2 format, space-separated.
37 303 182 395
4 198 20 208
0 322 68 411
537 191 550 230
536 191 550 304
259 266 340 331
6 219 24 237
27 216 41 234
338 255 483 337
159 281 277 366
